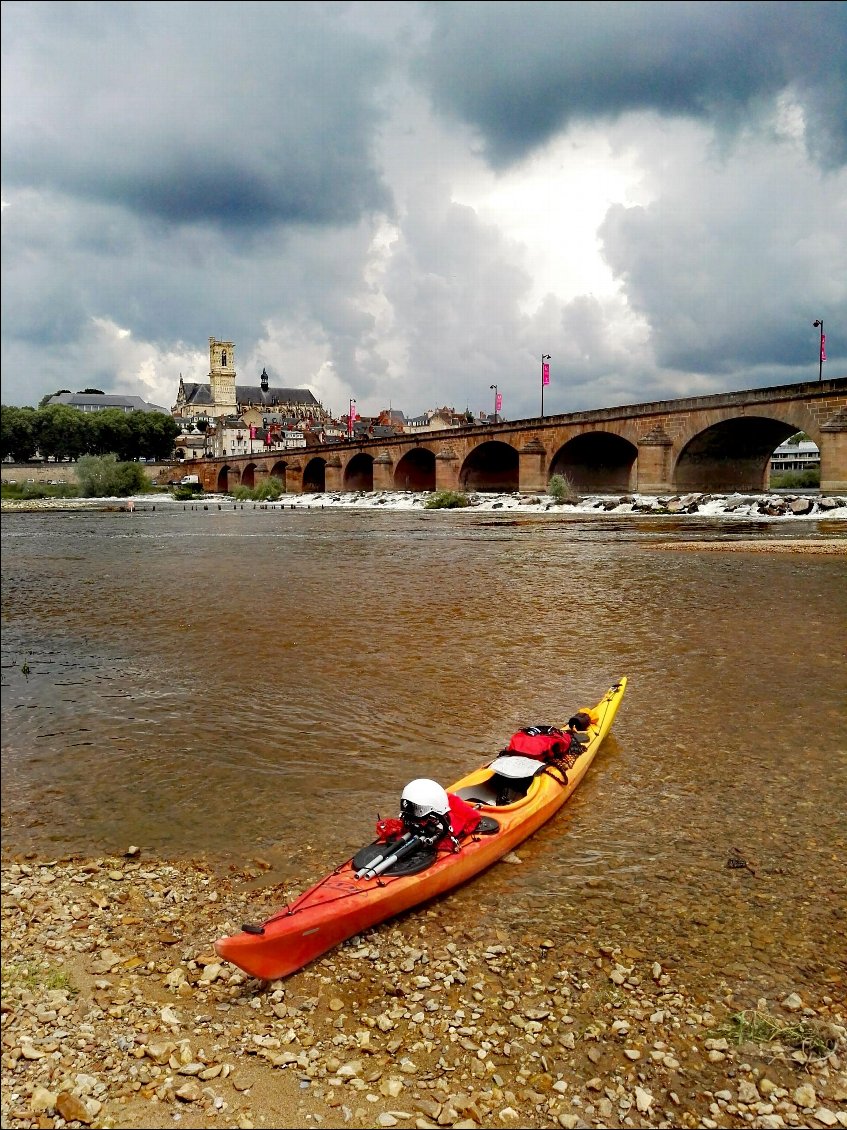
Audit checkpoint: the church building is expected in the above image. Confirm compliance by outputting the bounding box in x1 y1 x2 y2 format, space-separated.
172 338 330 425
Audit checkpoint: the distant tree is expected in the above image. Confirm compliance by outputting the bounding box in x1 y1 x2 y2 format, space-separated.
87 408 132 458
0 405 40 461
77 388 105 395
140 412 180 459
38 390 71 409
35 404 88 461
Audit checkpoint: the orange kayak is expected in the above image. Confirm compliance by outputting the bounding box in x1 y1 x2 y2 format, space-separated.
214 677 627 981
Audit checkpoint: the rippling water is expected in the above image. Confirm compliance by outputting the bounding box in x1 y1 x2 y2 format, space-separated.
2 506 845 1003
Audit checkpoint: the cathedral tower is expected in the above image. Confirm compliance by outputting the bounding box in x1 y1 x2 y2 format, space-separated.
209 337 238 416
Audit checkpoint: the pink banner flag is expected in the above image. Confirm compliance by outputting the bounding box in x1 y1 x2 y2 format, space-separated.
821 333 827 362
249 425 256 439
495 392 503 414
542 361 550 387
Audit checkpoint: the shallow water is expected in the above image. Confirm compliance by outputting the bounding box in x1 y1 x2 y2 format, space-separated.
2 506 845 1004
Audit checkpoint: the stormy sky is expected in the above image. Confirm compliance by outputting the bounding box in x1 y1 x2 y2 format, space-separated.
2 1 845 420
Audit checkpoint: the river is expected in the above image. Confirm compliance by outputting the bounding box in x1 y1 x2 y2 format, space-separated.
1 503 845 1007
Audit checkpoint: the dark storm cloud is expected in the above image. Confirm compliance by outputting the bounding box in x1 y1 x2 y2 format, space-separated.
416 1 847 169
1 2 843 415
1 1 392 228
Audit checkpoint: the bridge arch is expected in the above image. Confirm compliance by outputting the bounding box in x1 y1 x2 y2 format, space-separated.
216 463 231 492
303 456 327 493
394 447 436 491
344 452 374 491
459 440 520 492
550 431 637 492
240 462 259 489
269 459 289 482
674 414 809 491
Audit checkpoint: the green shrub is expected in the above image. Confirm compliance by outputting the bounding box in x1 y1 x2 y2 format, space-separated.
253 476 286 500
548 473 578 504
229 476 286 501
424 490 470 509
769 469 820 489
71 455 151 497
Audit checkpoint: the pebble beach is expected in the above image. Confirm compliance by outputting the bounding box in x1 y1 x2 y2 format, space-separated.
2 850 845 1130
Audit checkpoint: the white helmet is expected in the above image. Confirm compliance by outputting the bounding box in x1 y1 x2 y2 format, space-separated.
400 778 450 819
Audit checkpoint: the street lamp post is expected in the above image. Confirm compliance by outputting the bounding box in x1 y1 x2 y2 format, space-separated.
541 354 551 417
490 384 498 425
813 319 825 382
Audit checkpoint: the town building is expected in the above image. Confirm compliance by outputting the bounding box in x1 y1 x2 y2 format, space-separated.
207 417 308 459
404 407 477 433
45 392 169 414
769 439 820 472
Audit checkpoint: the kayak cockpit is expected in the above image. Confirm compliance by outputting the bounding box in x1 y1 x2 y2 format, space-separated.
454 756 559 808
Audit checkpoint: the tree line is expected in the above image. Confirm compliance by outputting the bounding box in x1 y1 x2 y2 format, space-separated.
1 403 180 463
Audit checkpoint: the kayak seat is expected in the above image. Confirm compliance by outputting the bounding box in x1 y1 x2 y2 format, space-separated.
454 773 535 806
454 780 499 806
491 776 532 805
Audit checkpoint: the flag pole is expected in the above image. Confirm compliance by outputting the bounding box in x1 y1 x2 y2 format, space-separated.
541 354 551 418
813 319 824 381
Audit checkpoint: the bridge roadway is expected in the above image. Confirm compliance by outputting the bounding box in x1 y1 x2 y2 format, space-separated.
183 377 847 496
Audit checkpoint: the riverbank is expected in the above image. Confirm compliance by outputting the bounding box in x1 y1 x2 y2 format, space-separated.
2 852 845 1130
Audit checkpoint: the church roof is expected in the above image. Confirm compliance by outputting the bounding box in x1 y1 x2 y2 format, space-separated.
237 385 319 407
179 382 319 408
179 383 214 406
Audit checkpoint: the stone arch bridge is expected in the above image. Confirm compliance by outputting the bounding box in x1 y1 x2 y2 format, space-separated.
183 378 847 496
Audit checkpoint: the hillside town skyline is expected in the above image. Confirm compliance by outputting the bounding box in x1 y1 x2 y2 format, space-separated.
25 336 501 462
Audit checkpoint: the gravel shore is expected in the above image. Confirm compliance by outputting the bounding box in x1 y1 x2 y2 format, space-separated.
2 851 845 1130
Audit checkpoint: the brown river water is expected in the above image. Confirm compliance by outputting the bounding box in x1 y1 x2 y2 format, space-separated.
2 504 846 1007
